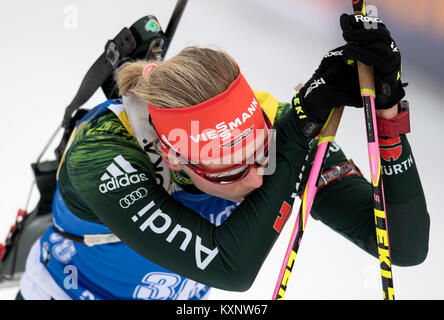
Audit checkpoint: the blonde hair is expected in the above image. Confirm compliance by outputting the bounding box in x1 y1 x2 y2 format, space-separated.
116 46 239 108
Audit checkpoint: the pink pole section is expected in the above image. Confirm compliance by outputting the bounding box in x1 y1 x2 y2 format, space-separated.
302 142 329 227
362 93 392 251
363 93 382 187
271 208 301 299
271 140 330 299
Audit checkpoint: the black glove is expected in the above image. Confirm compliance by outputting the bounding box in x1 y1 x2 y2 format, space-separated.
340 13 406 109
292 46 362 138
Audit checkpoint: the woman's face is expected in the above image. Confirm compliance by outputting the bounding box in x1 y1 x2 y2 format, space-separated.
161 129 269 202
181 163 264 203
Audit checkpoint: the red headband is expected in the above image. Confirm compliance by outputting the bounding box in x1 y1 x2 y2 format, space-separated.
148 70 266 162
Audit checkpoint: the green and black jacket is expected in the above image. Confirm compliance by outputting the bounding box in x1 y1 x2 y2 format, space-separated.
57 91 429 291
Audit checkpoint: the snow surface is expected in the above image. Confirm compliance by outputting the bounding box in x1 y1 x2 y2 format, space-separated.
0 0 442 300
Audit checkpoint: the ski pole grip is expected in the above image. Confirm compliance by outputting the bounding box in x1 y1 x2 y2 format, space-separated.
320 106 344 139
356 62 375 93
355 27 375 93
352 1 376 94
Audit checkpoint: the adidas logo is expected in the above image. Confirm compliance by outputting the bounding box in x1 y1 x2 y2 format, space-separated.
99 155 148 194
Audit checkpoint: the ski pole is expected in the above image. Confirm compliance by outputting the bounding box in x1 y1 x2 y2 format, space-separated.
351 0 395 300
163 0 188 57
272 106 344 300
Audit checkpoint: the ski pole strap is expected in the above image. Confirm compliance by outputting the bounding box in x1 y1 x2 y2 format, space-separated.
52 225 121 247
316 159 362 188
62 27 137 129
298 159 362 197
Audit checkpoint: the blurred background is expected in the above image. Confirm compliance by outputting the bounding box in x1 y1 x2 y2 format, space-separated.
0 0 442 300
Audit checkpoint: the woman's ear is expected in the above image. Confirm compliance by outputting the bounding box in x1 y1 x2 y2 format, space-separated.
160 152 183 172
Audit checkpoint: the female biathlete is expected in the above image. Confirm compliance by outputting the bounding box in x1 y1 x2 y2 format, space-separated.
17 14 429 300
